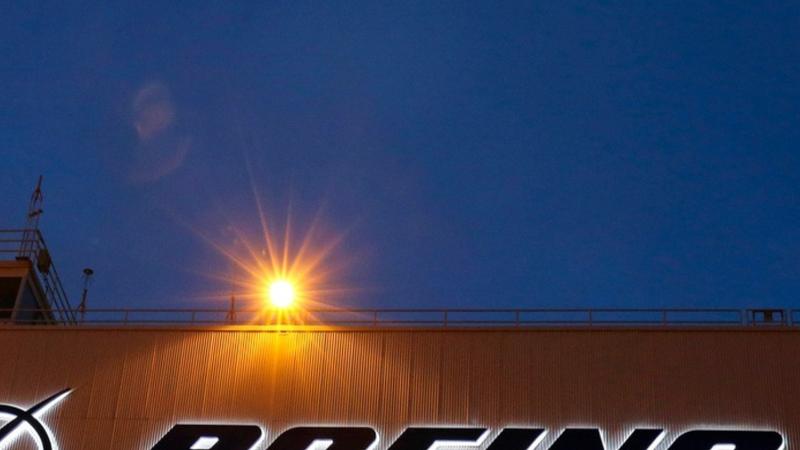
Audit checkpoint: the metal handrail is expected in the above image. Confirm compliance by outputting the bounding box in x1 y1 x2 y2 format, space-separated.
0 307 796 328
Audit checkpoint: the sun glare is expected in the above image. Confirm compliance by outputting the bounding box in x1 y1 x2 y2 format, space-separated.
181 162 362 324
187 192 359 326
268 279 295 308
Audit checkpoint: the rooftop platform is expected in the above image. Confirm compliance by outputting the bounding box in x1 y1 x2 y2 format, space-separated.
0 228 76 324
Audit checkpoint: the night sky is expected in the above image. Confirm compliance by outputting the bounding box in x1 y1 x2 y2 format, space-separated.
2 2 799 311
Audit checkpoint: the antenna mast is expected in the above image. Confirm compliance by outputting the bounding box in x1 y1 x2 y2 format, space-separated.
20 176 44 257
78 268 94 322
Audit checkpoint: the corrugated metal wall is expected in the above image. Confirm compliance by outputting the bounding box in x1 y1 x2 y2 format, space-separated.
0 327 797 449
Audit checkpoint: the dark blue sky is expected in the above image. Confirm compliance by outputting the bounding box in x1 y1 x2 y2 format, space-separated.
2 2 799 310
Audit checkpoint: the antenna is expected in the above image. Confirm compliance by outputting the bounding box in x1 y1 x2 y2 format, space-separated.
78 268 94 322
20 176 44 258
226 293 237 323
26 175 44 224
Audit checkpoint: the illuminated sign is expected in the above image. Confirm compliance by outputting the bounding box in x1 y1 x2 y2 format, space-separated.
151 426 784 450
0 389 71 450
152 424 264 450
0 391 787 450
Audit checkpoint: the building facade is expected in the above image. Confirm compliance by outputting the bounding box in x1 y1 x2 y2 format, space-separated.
0 325 796 449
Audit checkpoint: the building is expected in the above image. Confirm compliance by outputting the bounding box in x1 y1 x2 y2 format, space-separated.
1 319 799 450
0 228 798 450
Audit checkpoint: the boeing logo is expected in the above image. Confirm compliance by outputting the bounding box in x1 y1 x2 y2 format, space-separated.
0 389 70 450
152 426 785 450
0 391 787 450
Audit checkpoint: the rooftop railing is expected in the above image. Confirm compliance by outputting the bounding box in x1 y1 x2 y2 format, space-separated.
0 307 797 328
1 231 796 329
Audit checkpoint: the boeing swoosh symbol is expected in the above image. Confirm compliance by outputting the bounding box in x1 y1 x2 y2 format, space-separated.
0 389 71 450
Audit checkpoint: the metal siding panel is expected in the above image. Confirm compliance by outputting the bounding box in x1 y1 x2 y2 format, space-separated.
58 331 97 420
498 332 534 424
37 329 75 391
82 418 116 450
305 332 329 422
111 418 147 449
317 332 355 421
52 417 87 450
256 332 284 424
172 330 212 419
439 332 471 424
286 333 323 422
526 332 560 429
570 332 597 422
469 333 504 425
408 332 441 424
230 331 268 420
0 330 21 401
86 331 126 419
379 333 413 428
117 333 157 419
145 332 184 420
203 331 240 418
776 334 800 424
346 332 383 424
271 333 301 431
590 331 644 431
9 331 48 402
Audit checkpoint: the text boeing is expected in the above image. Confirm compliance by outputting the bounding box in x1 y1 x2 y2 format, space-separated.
0 392 785 450
151 426 785 450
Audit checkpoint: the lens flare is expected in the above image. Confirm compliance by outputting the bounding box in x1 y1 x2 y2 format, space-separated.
268 279 295 308
175 154 366 325
184 190 361 326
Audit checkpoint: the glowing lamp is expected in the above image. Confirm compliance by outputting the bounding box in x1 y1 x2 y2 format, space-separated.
268 280 296 308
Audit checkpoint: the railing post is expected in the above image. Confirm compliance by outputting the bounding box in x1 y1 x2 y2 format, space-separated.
588 310 593 326
515 310 520 328
443 310 448 327
123 309 129 325
191 311 196 324
661 310 667 326
373 310 378 327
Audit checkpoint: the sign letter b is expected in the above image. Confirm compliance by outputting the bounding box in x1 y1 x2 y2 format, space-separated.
151 424 263 450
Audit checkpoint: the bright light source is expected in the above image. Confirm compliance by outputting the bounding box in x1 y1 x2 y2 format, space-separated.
268 280 296 308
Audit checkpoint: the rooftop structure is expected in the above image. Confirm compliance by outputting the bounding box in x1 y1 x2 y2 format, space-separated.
0 228 76 324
